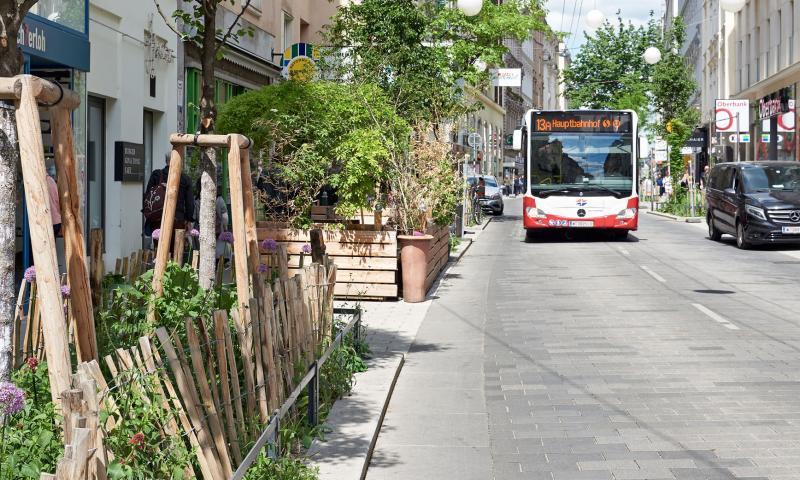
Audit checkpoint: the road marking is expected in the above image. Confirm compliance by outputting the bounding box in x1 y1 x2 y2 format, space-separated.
640 265 666 283
692 303 740 330
617 247 631 256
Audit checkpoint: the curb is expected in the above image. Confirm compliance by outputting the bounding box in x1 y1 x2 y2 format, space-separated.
359 354 405 480
646 210 704 223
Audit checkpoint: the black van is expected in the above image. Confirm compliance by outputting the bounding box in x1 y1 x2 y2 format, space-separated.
706 161 800 249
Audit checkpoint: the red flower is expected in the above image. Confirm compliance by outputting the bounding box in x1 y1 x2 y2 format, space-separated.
129 432 145 449
26 357 38 372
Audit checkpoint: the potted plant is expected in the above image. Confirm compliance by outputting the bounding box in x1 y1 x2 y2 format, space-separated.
388 130 461 303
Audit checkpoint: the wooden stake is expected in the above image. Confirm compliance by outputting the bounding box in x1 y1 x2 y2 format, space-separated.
221 313 247 443
226 137 252 343
51 106 96 362
12 281 26 368
173 229 186 265
89 228 105 306
152 146 185 296
250 297 269 422
239 148 260 275
15 77 71 401
185 319 234 476
213 311 243 464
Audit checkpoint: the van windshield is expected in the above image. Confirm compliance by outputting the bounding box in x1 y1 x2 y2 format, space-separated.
741 165 800 192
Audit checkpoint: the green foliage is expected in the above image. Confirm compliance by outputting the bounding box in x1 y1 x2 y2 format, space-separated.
169 1 254 61
242 455 318 480
103 372 192 479
217 81 410 227
323 0 548 124
660 188 705 217
1 363 61 479
563 13 661 124
98 263 235 350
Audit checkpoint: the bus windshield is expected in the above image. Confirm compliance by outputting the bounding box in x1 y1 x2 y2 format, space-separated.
529 132 633 196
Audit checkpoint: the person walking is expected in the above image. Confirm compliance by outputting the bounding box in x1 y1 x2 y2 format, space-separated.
143 152 195 248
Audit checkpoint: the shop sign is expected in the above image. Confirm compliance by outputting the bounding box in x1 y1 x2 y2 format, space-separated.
728 134 751 143
759 87 792 119
17 15 89 71
762 133 771 143
715 99 750 132
761 99 795 132
114 142 144 183
685 128 708 149
490 68 522 87
281 43 320 81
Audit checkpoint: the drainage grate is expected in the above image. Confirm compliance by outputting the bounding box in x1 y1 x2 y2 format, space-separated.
693 289 735 295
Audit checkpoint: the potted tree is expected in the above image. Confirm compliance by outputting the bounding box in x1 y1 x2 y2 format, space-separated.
388 131 461 303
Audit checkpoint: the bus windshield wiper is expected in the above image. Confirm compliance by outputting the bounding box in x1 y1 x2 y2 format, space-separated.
538 186 585 198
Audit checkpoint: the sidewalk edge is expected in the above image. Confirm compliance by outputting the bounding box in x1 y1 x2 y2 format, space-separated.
359 354 405 480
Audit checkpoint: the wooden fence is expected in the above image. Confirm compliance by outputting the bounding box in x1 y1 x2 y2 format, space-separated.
424 225 450 293
42 255 337 479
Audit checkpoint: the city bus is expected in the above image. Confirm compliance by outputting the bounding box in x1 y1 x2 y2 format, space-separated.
514 110 640 241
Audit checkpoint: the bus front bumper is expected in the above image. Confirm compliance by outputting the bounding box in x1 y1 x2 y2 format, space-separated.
524 213 638 231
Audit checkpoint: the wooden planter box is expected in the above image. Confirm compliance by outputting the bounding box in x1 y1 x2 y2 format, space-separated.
424 225 450 293
257 223 399 299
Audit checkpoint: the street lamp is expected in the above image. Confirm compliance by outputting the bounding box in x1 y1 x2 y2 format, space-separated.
585 9 605 29
643 47 662 65
457 0 483 17
720 0 746 12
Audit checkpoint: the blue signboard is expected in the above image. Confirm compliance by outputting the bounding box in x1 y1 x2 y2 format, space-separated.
17 14 90 71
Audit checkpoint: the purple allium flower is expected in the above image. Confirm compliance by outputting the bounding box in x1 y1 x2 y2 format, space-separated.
219 231 234 244
301 244 312 254
0 381 25 416
151 228 161 240
61 284 71 298
412 230 425 237
23 266 36 283
260 238 278 252
190 228 200 238
257 263 269 274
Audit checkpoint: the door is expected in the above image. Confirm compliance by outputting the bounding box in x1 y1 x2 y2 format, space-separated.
87 97 105 241
718 167 738 232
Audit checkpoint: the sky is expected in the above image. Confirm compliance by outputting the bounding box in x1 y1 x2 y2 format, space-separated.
544 0 665 55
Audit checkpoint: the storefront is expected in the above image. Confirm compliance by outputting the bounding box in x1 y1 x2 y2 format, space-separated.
753 86 796 162
15 1 90 280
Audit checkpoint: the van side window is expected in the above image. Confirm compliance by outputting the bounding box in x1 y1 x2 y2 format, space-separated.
719 167 734 190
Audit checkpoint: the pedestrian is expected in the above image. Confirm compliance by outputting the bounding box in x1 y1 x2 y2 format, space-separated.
656 176 664 197
143 152 195 249
643 177 653 201
215 191 230 260
664 175 673 197
700 165 710 189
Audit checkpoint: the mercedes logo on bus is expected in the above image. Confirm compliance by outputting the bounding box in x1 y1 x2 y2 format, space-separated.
577 209 586 218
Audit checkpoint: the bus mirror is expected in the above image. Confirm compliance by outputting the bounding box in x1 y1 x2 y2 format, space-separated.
638 136 650 159
512 129 522 151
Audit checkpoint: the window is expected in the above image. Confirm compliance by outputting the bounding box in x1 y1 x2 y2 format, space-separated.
737 40 743 91
283 12 293 51
243 0 261 11
746 33 751 86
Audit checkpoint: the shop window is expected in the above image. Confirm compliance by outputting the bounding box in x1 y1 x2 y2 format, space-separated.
283 12 293 51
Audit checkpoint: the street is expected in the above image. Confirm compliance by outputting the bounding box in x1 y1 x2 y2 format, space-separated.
368 197 800 480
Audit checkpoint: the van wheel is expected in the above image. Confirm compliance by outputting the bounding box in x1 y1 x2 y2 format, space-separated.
736 221 750 249
708 212 722 241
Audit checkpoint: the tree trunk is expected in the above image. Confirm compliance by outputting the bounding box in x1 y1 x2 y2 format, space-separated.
197 4 218 290
0 102 18 382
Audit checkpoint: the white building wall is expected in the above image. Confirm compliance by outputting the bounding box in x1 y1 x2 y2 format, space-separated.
88 0 179 269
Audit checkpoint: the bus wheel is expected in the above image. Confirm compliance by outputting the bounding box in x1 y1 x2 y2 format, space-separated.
612 230 629 241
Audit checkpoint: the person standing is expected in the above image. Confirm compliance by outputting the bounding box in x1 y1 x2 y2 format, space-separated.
143 152 194 243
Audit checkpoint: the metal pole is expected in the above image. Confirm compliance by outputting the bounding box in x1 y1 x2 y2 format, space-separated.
690 158 696 217
735 113 740 163
307 361 319 426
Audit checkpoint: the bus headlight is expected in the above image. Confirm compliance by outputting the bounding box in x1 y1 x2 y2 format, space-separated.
526 207 546 219
616 208 637 219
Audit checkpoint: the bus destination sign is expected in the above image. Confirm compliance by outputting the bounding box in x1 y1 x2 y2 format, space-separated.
532 111 632 133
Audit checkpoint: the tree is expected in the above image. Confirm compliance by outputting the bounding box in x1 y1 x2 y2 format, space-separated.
323 0 547 126
155 0 253 289
562 12 661 124
650 17 699 188
0 0 40 382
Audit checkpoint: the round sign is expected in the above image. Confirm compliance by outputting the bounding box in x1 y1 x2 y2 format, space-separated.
715 108 734 131
467 133 482 148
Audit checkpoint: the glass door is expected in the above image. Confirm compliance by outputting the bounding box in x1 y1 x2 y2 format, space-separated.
87 96 105 241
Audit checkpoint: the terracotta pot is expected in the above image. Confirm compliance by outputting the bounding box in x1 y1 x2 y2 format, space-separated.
398 234 434 303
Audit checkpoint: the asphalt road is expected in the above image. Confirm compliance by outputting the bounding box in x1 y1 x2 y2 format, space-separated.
368 196 800 480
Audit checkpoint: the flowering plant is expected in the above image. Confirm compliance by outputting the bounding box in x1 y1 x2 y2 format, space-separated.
23 266 36 283
219 231 234 244
261 238 278 252
151 228 161 240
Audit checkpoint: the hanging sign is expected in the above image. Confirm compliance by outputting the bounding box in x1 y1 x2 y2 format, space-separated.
114 142 144 182
715 99 750 132
281 43 320 81
761 99 795 132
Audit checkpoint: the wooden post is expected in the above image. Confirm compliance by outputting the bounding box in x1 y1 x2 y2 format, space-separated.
15 77 71 401
89 229 103 307
173 229 186 265
310 228 326 265
152 146 185 296
51 106 97 362
239 148 260 274
226 137 251 319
